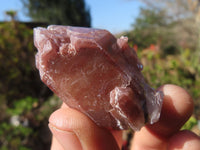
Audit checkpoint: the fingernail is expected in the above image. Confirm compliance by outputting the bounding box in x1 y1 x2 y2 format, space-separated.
49 123 82 150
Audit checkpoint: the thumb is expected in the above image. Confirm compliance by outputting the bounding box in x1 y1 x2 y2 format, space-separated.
49 105 121 150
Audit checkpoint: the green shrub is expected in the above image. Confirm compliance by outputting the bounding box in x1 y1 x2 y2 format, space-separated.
181 116 198 130
6 97 38 116
138 48 200 120
0 95 61 149
0 21 51 105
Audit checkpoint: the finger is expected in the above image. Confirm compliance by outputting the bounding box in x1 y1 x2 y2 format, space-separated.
50 136 65 150
131 84 194 150
50 103 82 150
49 106 121 150
49 124 82 150
168 130 200 150
58 103 123 148
147 84 194 138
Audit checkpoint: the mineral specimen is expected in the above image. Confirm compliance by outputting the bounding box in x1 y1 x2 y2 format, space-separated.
34 25 163 130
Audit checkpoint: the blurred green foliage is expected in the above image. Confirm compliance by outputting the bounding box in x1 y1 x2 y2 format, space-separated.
0 94 61 149
181 116 198 130
137 48 200 119
0 21 50 105
0 122 33 150
21 0 91 27
127 8 169 49
125 7 198 56
126 6 200 121
6 97 38 116
0 22 59 149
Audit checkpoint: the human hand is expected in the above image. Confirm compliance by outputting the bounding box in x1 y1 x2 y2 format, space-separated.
48 84 200 150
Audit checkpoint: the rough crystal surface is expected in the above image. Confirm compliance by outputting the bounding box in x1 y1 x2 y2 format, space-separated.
34 25 163 130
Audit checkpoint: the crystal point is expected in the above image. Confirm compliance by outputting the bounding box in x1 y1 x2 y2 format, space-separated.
34 25 163 130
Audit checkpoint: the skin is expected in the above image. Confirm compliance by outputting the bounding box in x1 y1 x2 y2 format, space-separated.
48 84 200 150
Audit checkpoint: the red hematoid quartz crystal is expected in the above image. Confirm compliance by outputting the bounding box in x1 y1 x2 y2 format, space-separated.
34 25 163 130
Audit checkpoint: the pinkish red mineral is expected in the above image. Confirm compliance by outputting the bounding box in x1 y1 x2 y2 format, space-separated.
34 25 163 130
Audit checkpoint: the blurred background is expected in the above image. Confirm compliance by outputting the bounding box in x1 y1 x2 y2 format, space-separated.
0 0 200 149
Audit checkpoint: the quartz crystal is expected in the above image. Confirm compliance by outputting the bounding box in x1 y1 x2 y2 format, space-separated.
34 25 163 130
